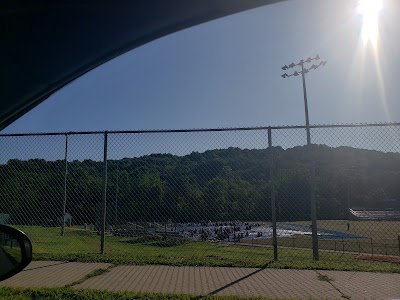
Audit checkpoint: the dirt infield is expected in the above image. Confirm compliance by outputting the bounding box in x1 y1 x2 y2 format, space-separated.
358 254 400 263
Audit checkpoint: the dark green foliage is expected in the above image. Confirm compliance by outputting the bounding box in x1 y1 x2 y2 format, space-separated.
1 145 400 225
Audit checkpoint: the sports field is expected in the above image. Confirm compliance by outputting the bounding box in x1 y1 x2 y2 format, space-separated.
248 220 400 257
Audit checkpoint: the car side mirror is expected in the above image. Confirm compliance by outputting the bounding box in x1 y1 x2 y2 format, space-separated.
0 224 32 281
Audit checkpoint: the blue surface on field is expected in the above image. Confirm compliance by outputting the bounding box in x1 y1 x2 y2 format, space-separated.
279 223 367 239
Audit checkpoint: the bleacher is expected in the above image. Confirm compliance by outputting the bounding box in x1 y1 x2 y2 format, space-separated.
349 208 400 221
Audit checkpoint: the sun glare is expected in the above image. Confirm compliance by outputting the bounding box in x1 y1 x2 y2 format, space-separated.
357 0 383 47
353 0 389 120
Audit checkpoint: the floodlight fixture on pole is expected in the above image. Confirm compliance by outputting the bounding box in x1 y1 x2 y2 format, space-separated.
281 54 327 261
281 55 327 144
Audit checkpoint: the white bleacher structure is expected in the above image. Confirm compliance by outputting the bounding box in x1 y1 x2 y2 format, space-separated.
349 208 400 221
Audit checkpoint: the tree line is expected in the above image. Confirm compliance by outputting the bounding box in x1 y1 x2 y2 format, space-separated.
1 145 400 225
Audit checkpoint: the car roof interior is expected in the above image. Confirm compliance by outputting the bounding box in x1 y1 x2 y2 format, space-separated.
0 0 284 130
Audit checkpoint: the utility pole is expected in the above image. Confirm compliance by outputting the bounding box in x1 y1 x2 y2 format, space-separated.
281 55 327 261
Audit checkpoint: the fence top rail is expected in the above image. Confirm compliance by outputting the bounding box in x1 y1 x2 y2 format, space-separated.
1 122 400 137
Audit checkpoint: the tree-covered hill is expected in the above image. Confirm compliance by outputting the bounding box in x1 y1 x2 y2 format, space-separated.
1 145 400 225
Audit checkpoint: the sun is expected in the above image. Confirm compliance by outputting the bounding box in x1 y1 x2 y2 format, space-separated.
357 0 383 47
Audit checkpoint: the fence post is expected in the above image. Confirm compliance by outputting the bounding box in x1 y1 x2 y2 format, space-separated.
268 127 278 261
342 237 344 253
115 166 119 227
61 134 68 236
310 156 319 260
398 235 400 257
371 238 373 256
100 131 108 255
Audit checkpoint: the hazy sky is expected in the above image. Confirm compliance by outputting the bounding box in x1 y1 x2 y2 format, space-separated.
2 0 400 134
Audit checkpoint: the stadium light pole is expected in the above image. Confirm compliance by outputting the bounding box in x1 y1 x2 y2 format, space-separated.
281 55 327 261
281 55 327 144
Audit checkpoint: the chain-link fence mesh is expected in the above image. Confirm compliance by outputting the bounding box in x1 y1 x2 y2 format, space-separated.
311 125 400 262
1 124 400 269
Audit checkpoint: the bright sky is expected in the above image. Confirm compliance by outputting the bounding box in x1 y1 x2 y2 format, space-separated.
2 0 400 134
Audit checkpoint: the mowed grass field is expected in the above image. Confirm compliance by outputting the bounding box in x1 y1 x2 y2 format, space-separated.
249 220 400 257
12 222 400 273
0 286 278 300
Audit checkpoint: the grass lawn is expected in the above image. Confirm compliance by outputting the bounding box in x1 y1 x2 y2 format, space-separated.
0 287 279 300
13 224 400 273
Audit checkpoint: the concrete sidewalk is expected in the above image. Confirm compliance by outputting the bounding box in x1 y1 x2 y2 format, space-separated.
1 261 400 299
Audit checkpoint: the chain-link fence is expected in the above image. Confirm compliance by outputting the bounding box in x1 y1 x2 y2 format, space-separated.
1 124 400 269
